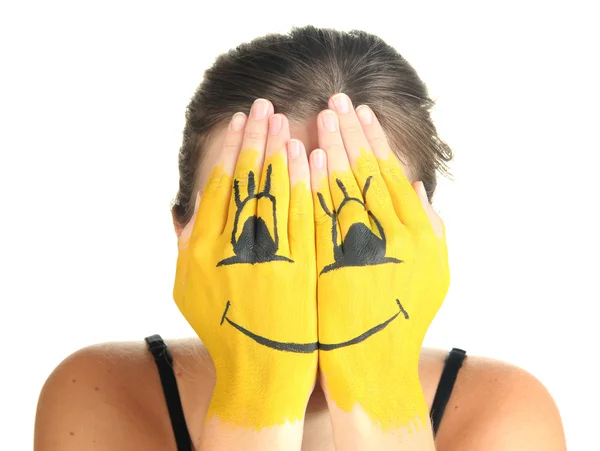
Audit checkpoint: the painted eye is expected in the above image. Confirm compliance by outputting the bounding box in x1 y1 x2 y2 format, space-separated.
217 165 293 267
335 178 366 214
317 176 402 274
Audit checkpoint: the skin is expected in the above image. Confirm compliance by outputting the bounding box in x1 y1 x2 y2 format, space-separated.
34 95 567 450
310 95 450 449
173 99 317 449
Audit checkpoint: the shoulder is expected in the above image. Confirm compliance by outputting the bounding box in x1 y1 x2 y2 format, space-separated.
34 338 192 451
426 348 567 451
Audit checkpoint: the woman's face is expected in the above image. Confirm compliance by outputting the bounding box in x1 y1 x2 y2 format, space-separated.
174 114 415 235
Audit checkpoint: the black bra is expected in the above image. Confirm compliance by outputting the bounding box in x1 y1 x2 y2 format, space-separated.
145 334 467 450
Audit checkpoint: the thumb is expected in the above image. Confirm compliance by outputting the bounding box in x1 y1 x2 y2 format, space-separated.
413 180 428 205
412 181 445 238
178 191 201 250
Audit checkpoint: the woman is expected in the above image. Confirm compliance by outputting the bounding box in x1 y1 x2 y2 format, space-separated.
34 26 566 450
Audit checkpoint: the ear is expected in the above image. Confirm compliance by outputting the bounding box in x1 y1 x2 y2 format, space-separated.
173 192 202 241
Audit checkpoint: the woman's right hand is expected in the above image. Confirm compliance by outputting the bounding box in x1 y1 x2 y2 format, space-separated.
173 99 318 431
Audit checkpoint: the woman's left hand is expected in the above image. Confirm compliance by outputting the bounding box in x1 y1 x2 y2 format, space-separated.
310 93 449 433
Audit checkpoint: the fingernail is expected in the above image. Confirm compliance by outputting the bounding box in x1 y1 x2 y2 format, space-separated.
356 105 372 125
289 139 301 160
252 99 269 119
332 93 350 114
321 111 338 132
230 112 246 131
269 114 282 135
311 149 325 169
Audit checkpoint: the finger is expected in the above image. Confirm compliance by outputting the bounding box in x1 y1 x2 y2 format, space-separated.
310 148 339 274
288 139 314 260
329 93 399 234
174 191 201 305
329 93 376 172
256 114 291 258
224 98 274 244
194 111 247 238
317 109 370 239
356 104 430 232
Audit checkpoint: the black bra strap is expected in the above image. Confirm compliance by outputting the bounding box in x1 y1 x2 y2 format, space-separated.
145 334 193 451
430 347 467 437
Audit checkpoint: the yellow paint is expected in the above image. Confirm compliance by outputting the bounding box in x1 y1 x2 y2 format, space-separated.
174 148 317 429
315 150 450 430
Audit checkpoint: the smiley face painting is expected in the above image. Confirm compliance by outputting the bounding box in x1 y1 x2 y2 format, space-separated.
174 145 422 430
174 125 448 436
217 168 410 355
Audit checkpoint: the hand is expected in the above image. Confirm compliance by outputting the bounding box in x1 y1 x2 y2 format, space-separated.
173 100 318 429
310 94 449 431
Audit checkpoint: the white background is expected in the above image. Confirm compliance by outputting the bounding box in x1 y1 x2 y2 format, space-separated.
1 1 598 449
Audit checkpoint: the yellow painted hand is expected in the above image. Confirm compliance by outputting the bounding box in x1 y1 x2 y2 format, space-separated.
173 106 317 429
311 98 449 431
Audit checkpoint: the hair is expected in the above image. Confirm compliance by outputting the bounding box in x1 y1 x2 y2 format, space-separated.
172 25 453 227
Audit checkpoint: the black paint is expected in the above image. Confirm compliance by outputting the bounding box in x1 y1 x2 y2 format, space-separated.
220 301 318 353
318 176 402 274
220 299 409 353
217 165 293 266
220 300 231 325
318 299 409 351
396 299 409 320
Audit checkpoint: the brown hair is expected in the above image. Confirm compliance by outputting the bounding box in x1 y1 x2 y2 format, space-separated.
172 25 453 227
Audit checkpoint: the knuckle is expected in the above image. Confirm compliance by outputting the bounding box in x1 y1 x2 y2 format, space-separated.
314 212 331 229
341 122 365 136
233 169 250 184
221 141 241 155
367 133 389 149
244 128 268 143
191 244 207 265
290 208 313 222
385 226 411 252
355 156 379 177
336 173 361 196
415 226 438 247
324 142 346 156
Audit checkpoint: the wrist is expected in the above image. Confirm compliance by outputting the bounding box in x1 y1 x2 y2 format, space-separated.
208 355 317 428
321 363 428 431
325 400 435 451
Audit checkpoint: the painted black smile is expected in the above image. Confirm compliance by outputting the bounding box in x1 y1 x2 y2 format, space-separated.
220 299 409 353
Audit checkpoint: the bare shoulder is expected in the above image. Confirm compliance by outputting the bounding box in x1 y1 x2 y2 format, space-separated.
34 338 191 451
421 348 567 451
34 340 567 451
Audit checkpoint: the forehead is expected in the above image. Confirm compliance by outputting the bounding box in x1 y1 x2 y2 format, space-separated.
196 115 413 191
